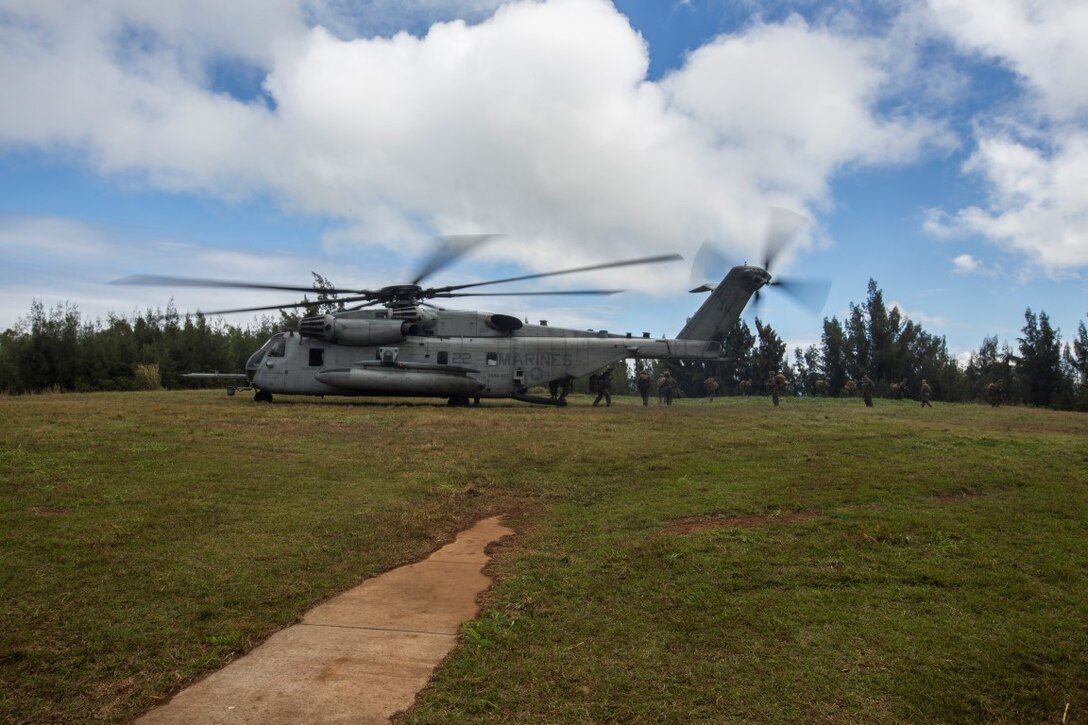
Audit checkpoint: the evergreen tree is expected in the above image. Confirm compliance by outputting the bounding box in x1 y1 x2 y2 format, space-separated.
820 316 850 394
752 318 787 392
312 272 344 315
1017 308 1063 407
845 303 870 382
793 344 822 396
718 319 755 393
1064 318 1088 410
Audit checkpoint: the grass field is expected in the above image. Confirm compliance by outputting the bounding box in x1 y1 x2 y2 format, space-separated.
1 391 1086 723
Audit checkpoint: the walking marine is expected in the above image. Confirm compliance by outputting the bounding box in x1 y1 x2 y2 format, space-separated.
768 372 788 406
637 370 653 406
592 367 613 407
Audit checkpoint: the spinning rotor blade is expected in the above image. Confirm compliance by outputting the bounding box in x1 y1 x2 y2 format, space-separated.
432 289 623 298
110 274 373 296
430 253 683 295
769 277 831 315
200 294 378 316
762 206 807 272
689 242 731 288
411 234 500 286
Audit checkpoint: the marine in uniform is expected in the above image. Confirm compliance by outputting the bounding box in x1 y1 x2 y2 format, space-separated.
592 367 613 407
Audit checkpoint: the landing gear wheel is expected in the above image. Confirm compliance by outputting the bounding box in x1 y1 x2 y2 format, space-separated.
447 395 470 407
226 386 236 396
254 390 273 403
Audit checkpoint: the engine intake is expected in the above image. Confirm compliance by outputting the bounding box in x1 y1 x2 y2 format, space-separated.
300 315 418 346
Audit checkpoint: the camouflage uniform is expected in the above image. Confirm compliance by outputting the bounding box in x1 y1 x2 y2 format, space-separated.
739 379 752 397
862 375 874 407
660 371 676 406
704 376 720 401
768 372 787 406
987 382 1003 407
637 371 653 406
920 379 932 408
592 368 613 407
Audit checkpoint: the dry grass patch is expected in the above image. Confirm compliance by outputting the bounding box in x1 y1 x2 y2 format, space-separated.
662 510 819 534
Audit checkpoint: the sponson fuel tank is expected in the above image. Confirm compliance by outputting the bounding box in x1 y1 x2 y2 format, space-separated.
315 368 484 395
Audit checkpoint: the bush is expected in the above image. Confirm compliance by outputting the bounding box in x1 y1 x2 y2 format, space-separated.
133 364 161 391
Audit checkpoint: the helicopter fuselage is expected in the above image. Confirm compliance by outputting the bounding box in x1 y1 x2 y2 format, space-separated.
245 308 721 400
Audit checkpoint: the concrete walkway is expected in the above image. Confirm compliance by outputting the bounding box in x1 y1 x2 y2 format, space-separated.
138 515 513 725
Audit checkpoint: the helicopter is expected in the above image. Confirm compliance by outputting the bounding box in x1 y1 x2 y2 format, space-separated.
114 217 827 406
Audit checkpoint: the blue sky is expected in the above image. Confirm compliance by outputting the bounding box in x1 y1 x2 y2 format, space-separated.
1 0 1086 361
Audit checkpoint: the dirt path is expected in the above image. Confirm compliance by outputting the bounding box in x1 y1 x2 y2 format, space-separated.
138 515 513 724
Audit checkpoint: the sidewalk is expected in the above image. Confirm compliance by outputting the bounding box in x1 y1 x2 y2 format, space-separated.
138 515 513 724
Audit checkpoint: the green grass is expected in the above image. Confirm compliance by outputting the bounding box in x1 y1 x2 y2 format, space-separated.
1 391 1086 723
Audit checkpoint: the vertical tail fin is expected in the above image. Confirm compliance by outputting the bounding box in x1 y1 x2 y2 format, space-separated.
676 265 769 341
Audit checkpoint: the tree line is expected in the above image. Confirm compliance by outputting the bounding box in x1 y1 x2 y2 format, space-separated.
650 279 1087 411
0 300 283 393
1 277 1086 410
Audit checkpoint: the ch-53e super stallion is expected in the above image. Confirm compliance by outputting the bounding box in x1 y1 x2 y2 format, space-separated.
114 218 827 406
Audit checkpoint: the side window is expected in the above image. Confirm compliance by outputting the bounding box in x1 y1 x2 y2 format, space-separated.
269 338 286 357
486 352 498 366
308 349 324 367
437 351 449 365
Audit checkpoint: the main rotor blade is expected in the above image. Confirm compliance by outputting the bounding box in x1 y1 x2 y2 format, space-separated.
110 274 372 296
200 294 377 316
762 207 806 272
411 234 500 286
429 253 683 295
432 289 623 298
770 277 831 315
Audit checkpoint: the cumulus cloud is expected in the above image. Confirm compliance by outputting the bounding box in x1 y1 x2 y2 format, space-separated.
889 300 951 329
932 126 1088 270
0 0 946 290
951 253 980 274
925 0 1088 272
949 251 1004 277
928 0 1088 121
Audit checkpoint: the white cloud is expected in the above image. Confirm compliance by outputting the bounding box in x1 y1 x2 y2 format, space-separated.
949 251 1003 277
0 214 334 328
951 253 980 274
889 300 951 328
928 0 1088 121
925 0 1088 273
0 0 947 296
937 127 1088 270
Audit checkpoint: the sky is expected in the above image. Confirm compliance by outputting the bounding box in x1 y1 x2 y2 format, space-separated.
1 0 1086 361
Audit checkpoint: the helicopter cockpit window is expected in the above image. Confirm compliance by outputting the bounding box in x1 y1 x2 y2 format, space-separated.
486 352 498 366
269 337 286 358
